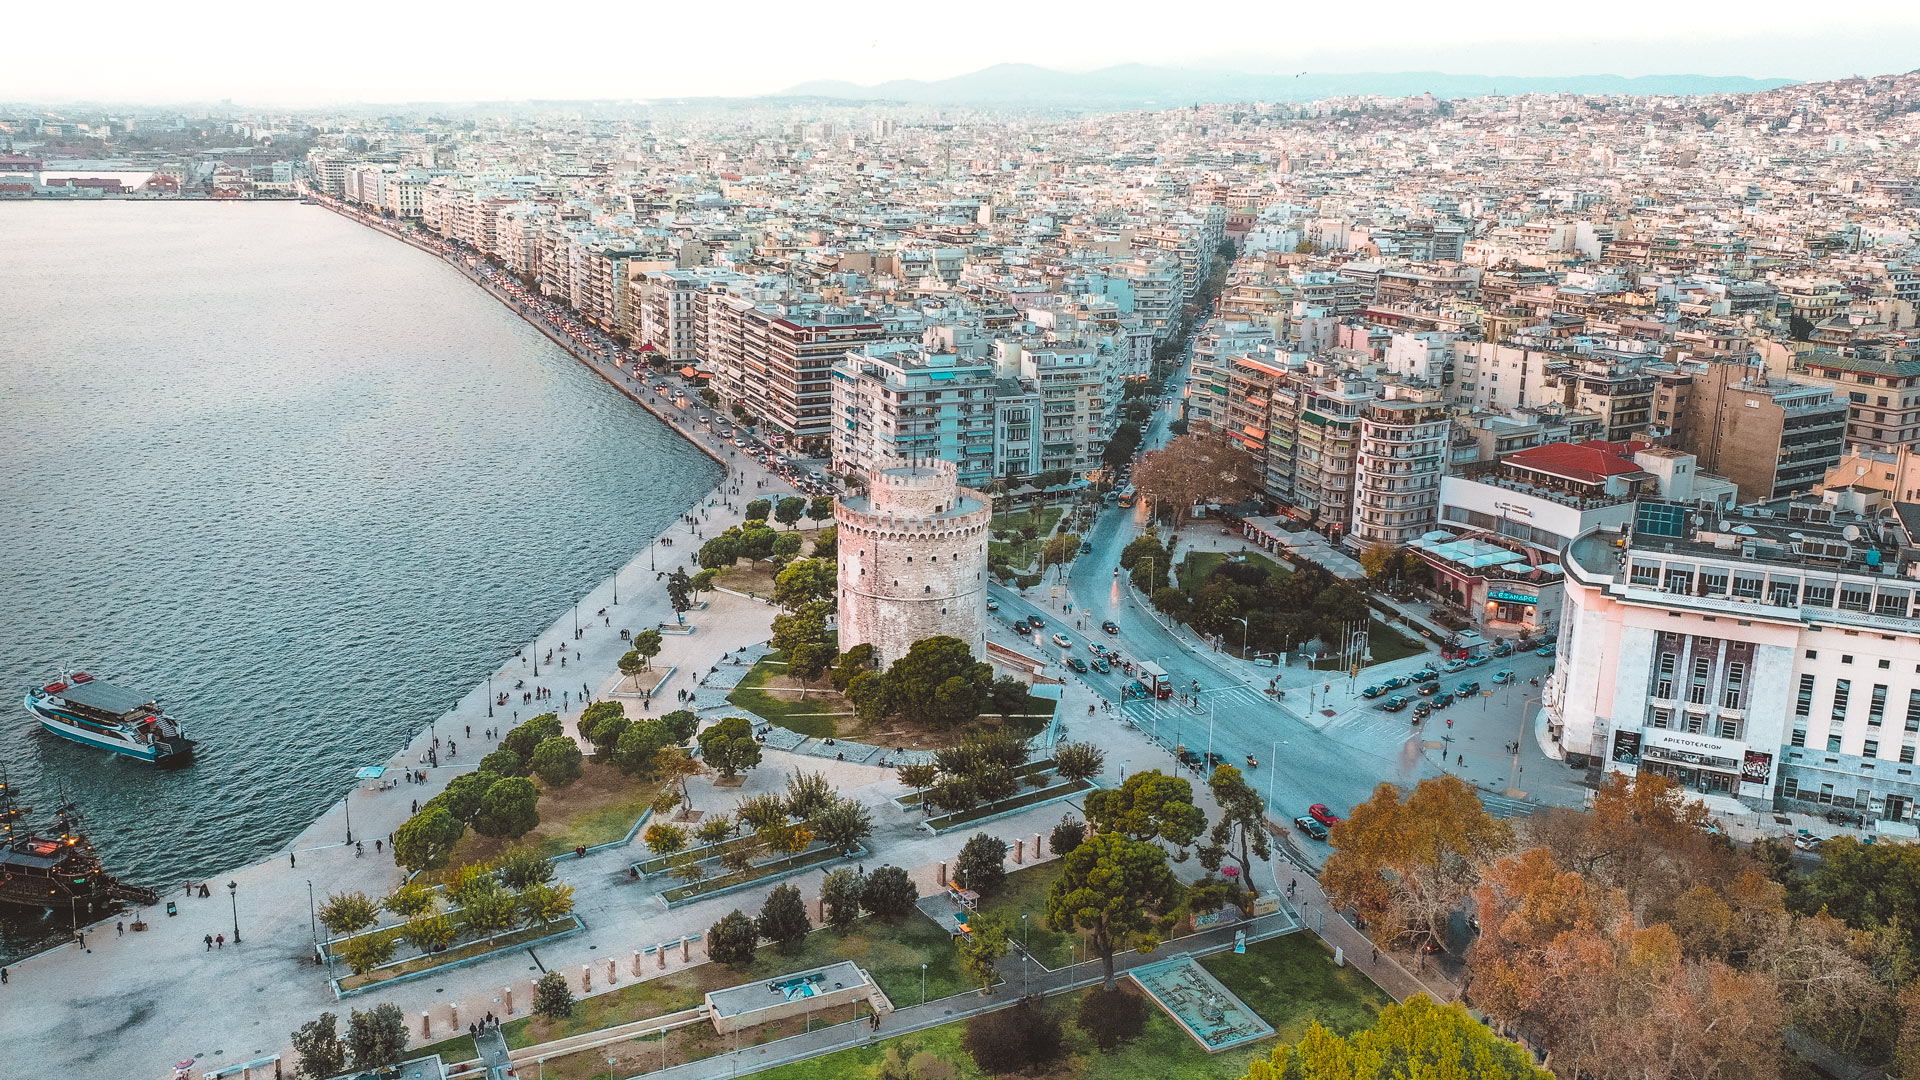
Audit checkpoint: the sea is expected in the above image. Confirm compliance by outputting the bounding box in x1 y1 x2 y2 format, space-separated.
0 201 721 962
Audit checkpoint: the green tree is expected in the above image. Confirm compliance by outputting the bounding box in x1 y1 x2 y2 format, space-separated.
645 822 689 857
400 913 457 954
336 930 396 975
770 601 831 655
393 806 467 872
615 719 671 775
318 891 380 936
533 970 574 1020
861 864 919 920
518 880 576 926
346 1003 411 1069
833 645 878 691
988 675 1031 719
775 495 806 529
810 526 837 562
1041 533 1081 573
497 847 555 888
691 568 718 595
1201 764 1272 887
741 525 778 566
583 709 631 760
897 762 938 807
1119 534 1168 572
381 882 436 920
786 770 836 820
957 911 1011 993
1240 996 1551 1080
807 496 834 524
472 777 541 839
529 736 584 788
886 636 993 730
821 867 865 929
956 833 1009 896
757 883 812 949
745 498 772 521
1052 741 1106 784
1050 814 1087 857
773 558 837 610
666 568 693 618
810 797 874 854
457 882 521 936
1086 770 1207 850
1045 833 1179 988
965 994 1063 1071
659 708 700 744
771 530 804 564
430 768 502 823
480 747 529 778
1792 836 1920 932
502 713 564 760
291 1012 347 1080
787 641 832 682
847 670 891 721
696 816 735 846
628 628 664 670
708 910 759 965
698 532 741 570
698 716 763 778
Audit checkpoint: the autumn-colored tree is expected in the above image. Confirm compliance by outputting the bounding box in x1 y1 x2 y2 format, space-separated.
1242 995 1550 1080
1523 771 1724 921
1321 776 1513 952
1129 428 1258 534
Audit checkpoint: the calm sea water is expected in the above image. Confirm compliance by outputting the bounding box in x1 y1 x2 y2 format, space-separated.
0 201 720 961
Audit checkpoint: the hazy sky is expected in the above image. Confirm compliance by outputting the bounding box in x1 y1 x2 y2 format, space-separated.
9 0 1920 105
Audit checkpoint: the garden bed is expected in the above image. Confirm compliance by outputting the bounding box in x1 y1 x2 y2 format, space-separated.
923 779 1091 833
444 759 665 868
334 917 584 993
893 759 1059 809
660 844 861 906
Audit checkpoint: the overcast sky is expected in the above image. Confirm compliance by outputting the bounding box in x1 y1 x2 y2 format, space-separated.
8 0 1920 105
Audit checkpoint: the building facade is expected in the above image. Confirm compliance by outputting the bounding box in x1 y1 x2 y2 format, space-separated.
835 460 992 666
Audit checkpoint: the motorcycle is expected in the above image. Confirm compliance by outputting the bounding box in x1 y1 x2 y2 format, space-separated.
1245 755 1258 769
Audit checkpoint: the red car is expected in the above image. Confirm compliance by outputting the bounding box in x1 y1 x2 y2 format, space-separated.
1308 803 1341 826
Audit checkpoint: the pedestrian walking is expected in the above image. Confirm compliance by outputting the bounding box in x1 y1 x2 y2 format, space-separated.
1371 947 1378 964
1 966 8 983
290 852 296 869
215 934 224 950
204 934 213 951
117 921 124 938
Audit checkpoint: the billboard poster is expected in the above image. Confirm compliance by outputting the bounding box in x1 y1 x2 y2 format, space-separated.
1612 729 1642 765
1742 750 1774 783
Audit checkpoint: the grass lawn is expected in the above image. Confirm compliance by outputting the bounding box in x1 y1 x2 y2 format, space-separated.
988 506 1067 570
1363 617 1425 666
1177 549 1291 592
726 652 848 739
975 860 1077 969
446 759 664 866
543 1000 870 1080
486 912 970 1054
751 932 1391 1080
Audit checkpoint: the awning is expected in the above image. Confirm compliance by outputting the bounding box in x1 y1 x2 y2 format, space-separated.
354 765 387 781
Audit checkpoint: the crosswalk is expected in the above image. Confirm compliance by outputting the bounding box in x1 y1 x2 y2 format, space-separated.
1478 792 1540 819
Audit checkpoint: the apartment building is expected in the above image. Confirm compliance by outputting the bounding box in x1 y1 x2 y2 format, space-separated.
1663 361 1850 502
1005 341 1109 476
707 300 889 440
1787 349 1920 453
1290 376 1371 535
1349 393 1451 547
1556 492 1920 824
830 344 1000 487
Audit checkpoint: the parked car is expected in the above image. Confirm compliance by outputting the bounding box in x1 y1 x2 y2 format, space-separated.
1492 642 1514 658
1492 669 1515 685
1382 676 1409 690
1308 803 1342 825
1441 658 1468 673
1361 684 1389 699
1432 691 1456 709
1536 645 1556 657
1465 654 1491 668
1101 620 1120 635
985 600 999 611
1380 695 1409 712
1067 657 1089 673
1793 831 1824 851
1052 632 1073 648
1080 541 1093 554
1293 816 1330 842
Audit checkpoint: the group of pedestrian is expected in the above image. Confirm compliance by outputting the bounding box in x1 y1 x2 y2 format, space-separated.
203 933 225 951
467 1012 503 1037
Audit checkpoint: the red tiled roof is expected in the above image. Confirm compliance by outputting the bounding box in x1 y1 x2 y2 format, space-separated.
1505 440 1649 485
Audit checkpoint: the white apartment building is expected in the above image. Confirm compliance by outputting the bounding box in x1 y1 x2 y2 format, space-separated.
1349 393 1451 547
1554 491 1920 826
829 344 1000 488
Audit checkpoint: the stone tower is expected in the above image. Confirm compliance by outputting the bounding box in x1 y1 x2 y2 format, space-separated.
835 459 992 666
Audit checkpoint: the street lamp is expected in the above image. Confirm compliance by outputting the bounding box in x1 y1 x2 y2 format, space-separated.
1231 615 1250 658
307 879 317 956
344 786 353 845
920 963 928 1006
227 880 241 945
488 674 494 719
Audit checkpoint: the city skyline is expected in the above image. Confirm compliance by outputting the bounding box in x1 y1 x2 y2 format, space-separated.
7 0 1920 105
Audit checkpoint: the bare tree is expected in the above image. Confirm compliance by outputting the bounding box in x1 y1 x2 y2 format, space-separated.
1128 429 1258 535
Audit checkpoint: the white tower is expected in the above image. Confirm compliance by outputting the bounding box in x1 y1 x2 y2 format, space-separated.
835 459 991 666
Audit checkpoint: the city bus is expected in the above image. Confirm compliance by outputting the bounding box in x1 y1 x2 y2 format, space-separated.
1117 485 1135 508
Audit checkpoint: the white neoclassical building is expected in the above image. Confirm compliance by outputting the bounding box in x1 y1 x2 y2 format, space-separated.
834 459 992 666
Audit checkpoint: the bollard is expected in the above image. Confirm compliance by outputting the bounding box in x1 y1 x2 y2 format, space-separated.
607 958 617 985
937 860 947 886
582 963 592 992
633 950 643 976
682 937 692 962
504 985 514 1016
449 1003 459 1031
817 896 826 923
657 944 667 969
421 1011 432 1039
1014 838 1024 864
243 1068 252 1080
1034 833 1043 859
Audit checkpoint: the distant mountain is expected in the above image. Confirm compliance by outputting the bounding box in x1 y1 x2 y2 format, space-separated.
779 63 1797 108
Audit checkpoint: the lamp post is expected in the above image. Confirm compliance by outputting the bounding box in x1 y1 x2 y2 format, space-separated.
920 963 928 1006
487 675 494 719
344 787 352 845
227 880 241 945
1232 615 1250 658
307 879 317 955
1268 739 1280 811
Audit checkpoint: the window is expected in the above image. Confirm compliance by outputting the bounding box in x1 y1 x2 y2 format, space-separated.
1907 689 1920 732
1783 776 1800 799
1733 574 1763 599
1841 585 1873 612
1665 568 1694 594
1687 712 1707 734
1700 570 1729 596
1718 717 1742 740
1843 655 1856 665
1723 662 1746 710
1651 708 1673 729
1882 659 1893 669
1806 650 1819 660
1833 679 1851 721
1791 729 1807 747
1871 685 1888 725
1657 653 1677 699
1865 739 1880 759
1828 734 1844 753
1630 561 1661 586
1797 674 1816 717
1904 745 1917 765
1770 580 1800 606
1806 583 1834 607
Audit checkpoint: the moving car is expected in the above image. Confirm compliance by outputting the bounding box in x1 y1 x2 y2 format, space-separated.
1380 695 1409 712
1417 682 1440 697
1492 642 1514 658
1052 632 1073 648
1361 684 1388 699
1293 816 1330 842
1028 614 1046 628
1455 681 1481 698
1091 657 1110 674
1080 541 1093 554
1101 620 1120 635
1012 620 1031 635
1492 669 1515 685
1410 668 1438 683
1412 701 1433 719
1465 654 1491 668
1431 691 1455 709
1536 645 1556 657
1382 676 1409 690
1308 803 1341 825
1067 657 1089 673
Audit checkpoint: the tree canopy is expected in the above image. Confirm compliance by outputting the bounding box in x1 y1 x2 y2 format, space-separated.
1321 776 1513 952
1044 832 1178 987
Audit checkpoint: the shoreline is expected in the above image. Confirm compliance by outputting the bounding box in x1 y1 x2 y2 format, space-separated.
4 195 748 967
